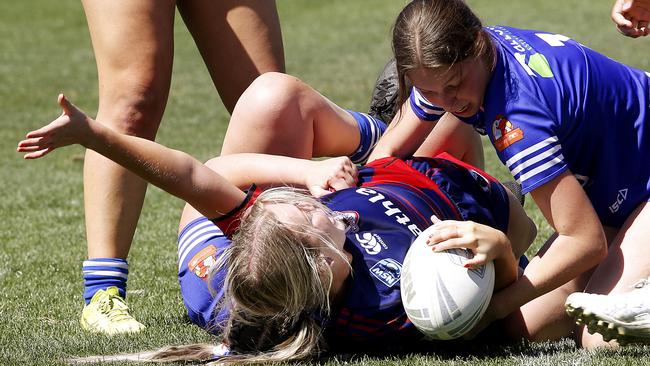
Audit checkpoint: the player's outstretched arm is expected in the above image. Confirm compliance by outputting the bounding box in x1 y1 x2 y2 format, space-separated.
17 94 247 218
18 95 359 217
612 0 650 37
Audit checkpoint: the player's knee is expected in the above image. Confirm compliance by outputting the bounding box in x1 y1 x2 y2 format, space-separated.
236 72 305 127
98 85 167 138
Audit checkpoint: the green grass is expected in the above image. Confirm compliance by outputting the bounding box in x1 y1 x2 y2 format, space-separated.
2 0 649 365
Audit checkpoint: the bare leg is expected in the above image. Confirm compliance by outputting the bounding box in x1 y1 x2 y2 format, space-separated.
81 0 175 260
79 0 176 333
177 0 285 113
501 227 617 342
220 72 361 158
578 202 650 348
180 72 363 229
175 0 286 227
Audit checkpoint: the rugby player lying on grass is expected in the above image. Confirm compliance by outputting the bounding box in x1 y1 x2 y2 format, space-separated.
18 83 535 363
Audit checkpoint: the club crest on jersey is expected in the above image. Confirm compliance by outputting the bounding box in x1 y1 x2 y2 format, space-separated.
493 115 524 152
188 245 218 280
370 258 402 287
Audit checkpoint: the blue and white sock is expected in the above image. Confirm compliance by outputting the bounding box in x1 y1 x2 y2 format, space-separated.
82 258 128 304
346 110 387 165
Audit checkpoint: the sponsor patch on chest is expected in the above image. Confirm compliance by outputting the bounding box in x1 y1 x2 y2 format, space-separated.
370 258 402 287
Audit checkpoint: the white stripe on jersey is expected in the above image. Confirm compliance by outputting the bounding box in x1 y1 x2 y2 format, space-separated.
82 270 128 279
82 260 129 269
515 155 566 185
509 144 562 177
355 113 380 164
178 231 224 270
505 136 565 188
505 136 559 168
412 88 445 118
178 220 224 268
178 220 219 254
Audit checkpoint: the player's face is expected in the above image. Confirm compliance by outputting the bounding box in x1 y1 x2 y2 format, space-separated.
407 57 491 117
265 203 352 298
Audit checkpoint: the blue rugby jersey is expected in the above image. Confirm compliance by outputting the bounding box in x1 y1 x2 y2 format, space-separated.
410 26 650 227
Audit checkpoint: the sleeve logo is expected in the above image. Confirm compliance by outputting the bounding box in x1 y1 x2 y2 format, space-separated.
188 245 218 280
492 115 524 152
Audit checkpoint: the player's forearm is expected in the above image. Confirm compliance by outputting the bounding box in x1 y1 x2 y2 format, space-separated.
368 103 431 161
368 129 414 161
205 154 315 189
493 240 518 291
496 233 605 313
84 120 245 216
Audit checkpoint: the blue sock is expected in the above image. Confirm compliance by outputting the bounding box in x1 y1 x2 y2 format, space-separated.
82 258 128 304
346 110 387 165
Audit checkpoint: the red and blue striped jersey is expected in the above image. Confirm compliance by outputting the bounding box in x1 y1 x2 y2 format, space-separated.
213 154 510 349
321 155 509 349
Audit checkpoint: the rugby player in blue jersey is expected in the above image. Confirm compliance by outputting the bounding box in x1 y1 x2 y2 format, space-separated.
370 0 650 348
18 72 535 362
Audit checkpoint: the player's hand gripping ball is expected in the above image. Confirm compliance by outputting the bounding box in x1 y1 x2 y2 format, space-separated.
401 225 495 340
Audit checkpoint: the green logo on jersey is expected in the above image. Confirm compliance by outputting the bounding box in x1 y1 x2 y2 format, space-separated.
528 53 554 78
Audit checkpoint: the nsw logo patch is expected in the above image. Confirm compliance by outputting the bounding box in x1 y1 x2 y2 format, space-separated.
492 115 524 151
370 258 402 287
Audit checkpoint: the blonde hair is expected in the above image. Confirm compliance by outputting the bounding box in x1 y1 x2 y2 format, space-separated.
215 187 349 363
392 0 495 117
70 187 349 365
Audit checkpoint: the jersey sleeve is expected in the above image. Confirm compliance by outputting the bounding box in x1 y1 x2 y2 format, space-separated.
491 89 568 194
409 88 486 133
409 87 446 121
211 185 261 237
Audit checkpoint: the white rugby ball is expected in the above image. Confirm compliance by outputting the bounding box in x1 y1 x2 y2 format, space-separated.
401 225 495 340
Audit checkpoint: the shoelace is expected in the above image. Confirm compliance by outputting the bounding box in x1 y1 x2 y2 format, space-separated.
97 293 135 322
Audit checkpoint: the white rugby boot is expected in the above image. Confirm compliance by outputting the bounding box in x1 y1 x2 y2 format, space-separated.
565 277 650 343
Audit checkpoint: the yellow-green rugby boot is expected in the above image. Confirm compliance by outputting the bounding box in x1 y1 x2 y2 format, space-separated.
81 286 145 335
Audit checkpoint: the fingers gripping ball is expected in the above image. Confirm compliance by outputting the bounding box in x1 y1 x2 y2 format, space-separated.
401 225 495 340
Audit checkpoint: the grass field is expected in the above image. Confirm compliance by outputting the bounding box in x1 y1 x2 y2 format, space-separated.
2 0 650 365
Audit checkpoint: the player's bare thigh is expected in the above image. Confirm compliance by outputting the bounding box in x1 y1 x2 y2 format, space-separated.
177 0 285 113
81 0 175 134
578 202 650 348
503 226 617 342
220 73 361 159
